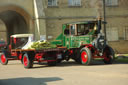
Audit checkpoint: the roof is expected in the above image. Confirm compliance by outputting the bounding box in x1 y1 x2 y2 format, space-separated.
64 20 105 25
65 20 98 25
11 34 33 38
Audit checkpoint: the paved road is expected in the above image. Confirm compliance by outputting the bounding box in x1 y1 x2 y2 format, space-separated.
0 60 128 85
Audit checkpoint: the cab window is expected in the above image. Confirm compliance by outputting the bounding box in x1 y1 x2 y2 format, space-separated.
70 25 75 35
64 24 76 35
12 37 28 49
64 25 70 35
77 24 96 35
77 24 89 35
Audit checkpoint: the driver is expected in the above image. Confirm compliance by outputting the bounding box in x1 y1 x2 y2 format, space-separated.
88 24 97 35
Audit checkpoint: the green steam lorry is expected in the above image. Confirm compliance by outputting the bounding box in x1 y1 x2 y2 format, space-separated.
0 19 115 68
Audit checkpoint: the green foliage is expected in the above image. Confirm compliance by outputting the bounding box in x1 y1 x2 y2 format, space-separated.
28 40 56 50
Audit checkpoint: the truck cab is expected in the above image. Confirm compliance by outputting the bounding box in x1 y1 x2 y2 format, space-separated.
9 34 34 50
0 20 115 68
53 19 115 65
62 21 98 49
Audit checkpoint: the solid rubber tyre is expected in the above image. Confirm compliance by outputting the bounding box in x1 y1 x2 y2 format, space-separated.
80 47 92 65
103 46 115 64
23 53 33 68
0 53 8 65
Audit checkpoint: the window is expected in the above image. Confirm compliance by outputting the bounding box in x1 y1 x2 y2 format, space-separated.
77 24 96 35
64 28 70 35
106 0 118 6
124 27 128 40
77 24 88 35
12 37 28 49
48 0 57 6
64 25 70 35
64 25 76 35
68 0 81 6
70 25 75 35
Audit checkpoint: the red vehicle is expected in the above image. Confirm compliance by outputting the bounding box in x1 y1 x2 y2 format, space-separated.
0 34 66 68
0 19 115 69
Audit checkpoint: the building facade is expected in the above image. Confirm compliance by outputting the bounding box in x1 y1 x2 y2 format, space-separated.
0 0 128 53
105 0 128 53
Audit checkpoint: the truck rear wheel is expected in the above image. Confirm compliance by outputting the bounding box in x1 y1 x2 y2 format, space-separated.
103 46 115 64
0 53 8 65
23 53 33 68
80 47 92 65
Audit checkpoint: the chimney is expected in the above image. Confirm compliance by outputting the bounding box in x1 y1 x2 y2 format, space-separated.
97 17 102 33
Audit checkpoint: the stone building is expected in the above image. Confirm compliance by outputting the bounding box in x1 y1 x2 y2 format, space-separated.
105 0 128 53
0 0 128 53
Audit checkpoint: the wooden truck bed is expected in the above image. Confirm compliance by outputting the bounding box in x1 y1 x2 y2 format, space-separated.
11 47 67 52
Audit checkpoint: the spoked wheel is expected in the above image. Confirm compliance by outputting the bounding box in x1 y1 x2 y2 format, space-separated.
103 46 115 64
23 53 33 68
0 53 8 65
80 47 92 65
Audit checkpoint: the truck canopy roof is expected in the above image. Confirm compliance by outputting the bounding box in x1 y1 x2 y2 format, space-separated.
64 20 106 25
11 34 33 38
65 21 98 25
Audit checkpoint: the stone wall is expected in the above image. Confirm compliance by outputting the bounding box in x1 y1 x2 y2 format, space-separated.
0 0 128 53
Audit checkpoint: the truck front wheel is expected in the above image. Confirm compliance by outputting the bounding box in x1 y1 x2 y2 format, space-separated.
23 53 33 68
0 53 8 65
80 47 92 65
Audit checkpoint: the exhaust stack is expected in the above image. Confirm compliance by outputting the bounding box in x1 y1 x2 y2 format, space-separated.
97 18 102 33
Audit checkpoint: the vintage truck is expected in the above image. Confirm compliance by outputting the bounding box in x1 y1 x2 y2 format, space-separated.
0 19 115 68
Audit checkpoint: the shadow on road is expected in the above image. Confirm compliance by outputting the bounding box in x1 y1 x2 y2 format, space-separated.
33 60 110 68
32 57 128 68
32 61 82 69
0 77 63 85
1 56 128 69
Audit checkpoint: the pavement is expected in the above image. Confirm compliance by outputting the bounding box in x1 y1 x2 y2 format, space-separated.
0 60 128 85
